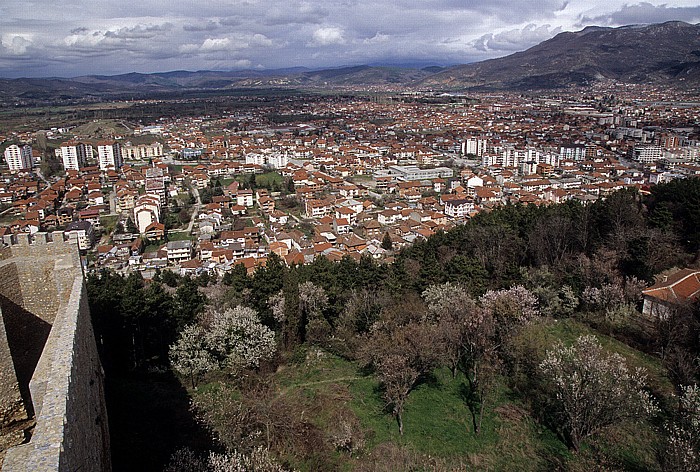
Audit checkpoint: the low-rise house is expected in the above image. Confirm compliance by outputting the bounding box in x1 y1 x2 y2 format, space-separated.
144 222 165 240
65 220 94 250
269 210 289 225
444 198 475 218
166 240 193 263
642 268 700 318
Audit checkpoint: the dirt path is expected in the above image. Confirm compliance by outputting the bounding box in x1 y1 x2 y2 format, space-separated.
278 376 360 396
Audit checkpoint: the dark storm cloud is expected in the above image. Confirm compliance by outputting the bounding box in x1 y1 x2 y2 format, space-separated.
183 21 220 32
1 0 695 77
579 2 700 26
474 24 563 52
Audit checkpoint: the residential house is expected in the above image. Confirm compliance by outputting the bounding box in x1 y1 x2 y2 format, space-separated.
642 269 700 318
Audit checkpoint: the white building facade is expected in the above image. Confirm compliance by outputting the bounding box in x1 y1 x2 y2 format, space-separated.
56 141 88 171
97 142 123 171
4 144 33 172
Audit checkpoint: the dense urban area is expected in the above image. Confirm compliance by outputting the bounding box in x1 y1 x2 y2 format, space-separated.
1 86 699 274
3 83 700 471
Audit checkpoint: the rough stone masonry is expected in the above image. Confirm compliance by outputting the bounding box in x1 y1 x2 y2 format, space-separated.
0 232 110 471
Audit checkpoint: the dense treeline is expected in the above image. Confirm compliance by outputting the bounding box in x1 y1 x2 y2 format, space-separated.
88 178 700 471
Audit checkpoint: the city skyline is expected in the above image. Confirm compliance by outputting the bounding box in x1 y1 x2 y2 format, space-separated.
1 1 700 78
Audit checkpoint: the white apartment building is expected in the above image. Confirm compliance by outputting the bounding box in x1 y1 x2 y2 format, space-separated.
4 144 33 172
559 145 586 161
385 165 454 181
133 195 161 234
97 142 123 171
633 145 663 163
462 137 487 157
121 142 164 160
245 152 288 169
444 198 475 218
56 141 87 171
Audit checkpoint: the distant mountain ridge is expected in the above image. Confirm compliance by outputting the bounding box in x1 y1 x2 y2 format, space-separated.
422 21 700 90
1 21 699 102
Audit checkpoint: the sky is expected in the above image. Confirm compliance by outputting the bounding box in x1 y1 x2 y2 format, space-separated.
1 1 699 78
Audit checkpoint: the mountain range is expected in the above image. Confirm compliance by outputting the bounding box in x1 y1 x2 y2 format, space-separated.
1 21 698 102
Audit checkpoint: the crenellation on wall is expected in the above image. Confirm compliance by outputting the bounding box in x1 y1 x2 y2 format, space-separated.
0 232 110 472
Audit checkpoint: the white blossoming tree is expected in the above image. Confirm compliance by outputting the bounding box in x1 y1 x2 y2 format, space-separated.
663 384 700 471
169 324 216 388
539 335 657 451
165 446 286 472
205 306 277 372
170 306 276 385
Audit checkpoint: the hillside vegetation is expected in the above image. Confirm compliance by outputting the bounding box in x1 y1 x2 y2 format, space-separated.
88 178 700 471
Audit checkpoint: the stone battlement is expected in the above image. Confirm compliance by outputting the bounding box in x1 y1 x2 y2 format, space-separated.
0 232 110 471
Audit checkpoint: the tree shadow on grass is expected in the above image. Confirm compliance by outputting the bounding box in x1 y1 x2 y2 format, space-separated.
458 381 481 434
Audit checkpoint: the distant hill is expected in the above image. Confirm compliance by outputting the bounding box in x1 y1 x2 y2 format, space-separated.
1 21 699 103
423 21 700 90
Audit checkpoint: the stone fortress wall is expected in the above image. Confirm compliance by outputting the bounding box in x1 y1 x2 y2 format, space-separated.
0 232 110 471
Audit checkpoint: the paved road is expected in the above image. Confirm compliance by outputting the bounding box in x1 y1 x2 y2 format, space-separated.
168 183 202 236
186 184 202 233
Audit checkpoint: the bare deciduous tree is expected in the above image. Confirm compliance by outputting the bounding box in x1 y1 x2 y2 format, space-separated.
361 317 441 435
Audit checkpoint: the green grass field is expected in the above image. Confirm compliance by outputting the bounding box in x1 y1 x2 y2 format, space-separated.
225 350 569 471
167 231 193 242
189 318 671 471
100 215 119 233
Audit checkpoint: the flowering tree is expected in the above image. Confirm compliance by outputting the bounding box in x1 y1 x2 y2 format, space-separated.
581 283 626 311
204 306 277 372
423 283 538 434
480 285 540 324
480 285 539 346
539 335 657 450
170 306 276 385
165 446 286 472
169 324 216 388
662 384 700 471
423 282 488 377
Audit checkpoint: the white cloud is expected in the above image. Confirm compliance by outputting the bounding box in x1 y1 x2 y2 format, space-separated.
63 23 173 49
2 35 32 55
311 27 345 46
363 33 390 44
1 0 697 77
201 38 231 51
473 24 563 52
579 2 700 26
179 34 273 55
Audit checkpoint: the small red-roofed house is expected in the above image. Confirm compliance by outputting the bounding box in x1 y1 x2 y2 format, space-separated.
642 269 700 318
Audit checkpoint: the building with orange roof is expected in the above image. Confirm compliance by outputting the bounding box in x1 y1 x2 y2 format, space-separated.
642 269 700 317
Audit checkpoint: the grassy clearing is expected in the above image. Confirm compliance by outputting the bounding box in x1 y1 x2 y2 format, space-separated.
268 350 570 471
259 172 283 188
188 318 671 471
234 172 283 189
348 367 567 470
167 231 193 242
100 215 119 232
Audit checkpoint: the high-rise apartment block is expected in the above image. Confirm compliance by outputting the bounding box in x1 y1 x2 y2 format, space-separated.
56 141 88 171
3 144 33 172
97 141 123 171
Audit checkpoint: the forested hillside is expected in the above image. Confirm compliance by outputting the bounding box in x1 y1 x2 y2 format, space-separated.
88 178 700 471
